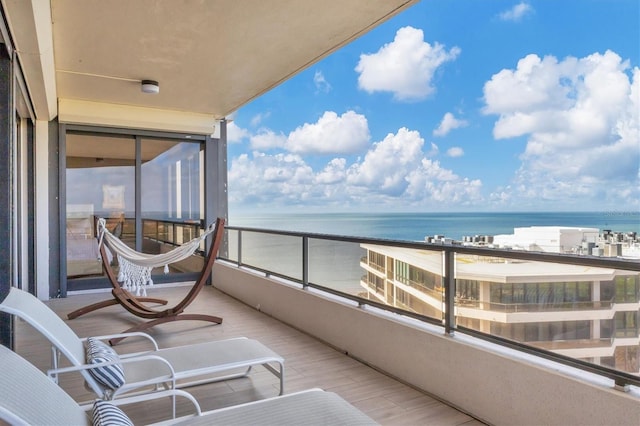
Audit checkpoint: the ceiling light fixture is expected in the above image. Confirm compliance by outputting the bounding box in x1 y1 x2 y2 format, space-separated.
141 79 159 94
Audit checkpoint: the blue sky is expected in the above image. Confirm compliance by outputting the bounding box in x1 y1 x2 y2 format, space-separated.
225 0 639 215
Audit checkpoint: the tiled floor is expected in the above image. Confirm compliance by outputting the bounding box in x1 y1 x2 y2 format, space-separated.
13 284 485 425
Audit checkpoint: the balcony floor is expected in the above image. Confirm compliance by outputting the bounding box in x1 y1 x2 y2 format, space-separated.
14 284 484 425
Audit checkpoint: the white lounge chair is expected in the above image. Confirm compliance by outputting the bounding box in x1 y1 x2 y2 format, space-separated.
0 344 378 425
0 287 284 408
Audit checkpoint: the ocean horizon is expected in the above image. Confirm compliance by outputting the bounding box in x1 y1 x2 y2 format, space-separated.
229 211 640 242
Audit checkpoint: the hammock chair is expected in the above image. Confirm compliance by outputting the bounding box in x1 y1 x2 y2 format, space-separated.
67 217 226 345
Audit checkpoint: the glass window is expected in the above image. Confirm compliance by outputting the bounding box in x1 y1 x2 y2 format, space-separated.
524 284 538 304
66 133 135 279
502 285 513 304
600 319 613 339
552 284 565 305
615 311 638 338
524 323 539 342
538 283 551 306
490 284 502 303
565 282 577 302
550 322 564 341
513 283 525 304
577 282 591 302
614 346 639 372
141 138 203 224
615 275 639 303
140 138 205 275
456 279 478 300
600 280 614 301
65 131 207 286
576 320 590 339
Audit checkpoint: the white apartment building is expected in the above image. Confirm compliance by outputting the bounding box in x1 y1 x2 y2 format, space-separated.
491 226 600 253
360 240 640 374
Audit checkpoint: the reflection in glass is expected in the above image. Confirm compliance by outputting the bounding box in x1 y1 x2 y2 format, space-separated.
65 133 206 281
141 138 204 274
359 244 444 322
66 133 134 279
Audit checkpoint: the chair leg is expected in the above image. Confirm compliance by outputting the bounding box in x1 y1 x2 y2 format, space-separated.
109 314 223 345
67 297 168 320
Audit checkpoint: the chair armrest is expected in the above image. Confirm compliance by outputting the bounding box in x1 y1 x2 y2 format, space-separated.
78 388 202 417
79 332 159 350
47 354 177 390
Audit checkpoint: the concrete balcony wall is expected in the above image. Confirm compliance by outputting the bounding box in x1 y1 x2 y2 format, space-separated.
213 262 640 426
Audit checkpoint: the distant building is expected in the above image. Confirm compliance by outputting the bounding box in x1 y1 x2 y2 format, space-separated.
460 226 640 259
360 232 640 374
490 226 600 253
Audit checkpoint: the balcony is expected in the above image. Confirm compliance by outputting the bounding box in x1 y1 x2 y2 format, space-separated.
13 285 481 425
15 224 640 425
218 225 640 425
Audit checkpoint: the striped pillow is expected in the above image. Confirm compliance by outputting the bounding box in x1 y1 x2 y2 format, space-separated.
85 337 126 390
92 400 134 426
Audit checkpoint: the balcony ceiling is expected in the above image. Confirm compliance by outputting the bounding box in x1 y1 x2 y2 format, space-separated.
11 0 416 121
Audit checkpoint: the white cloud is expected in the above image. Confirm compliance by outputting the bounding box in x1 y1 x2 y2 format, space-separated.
347 128 425 195
446 147 464 157
250 112 271 127
482 50 640 209
433 112 468 136
313 71 332 93
228 152 315 207
249 129 287 150
286 111 370 155
315 158 347 184
229 127 484 210
404 158 482 205
355 26 460 101
226 121 250 143
499 2 533 22
426 142 439 157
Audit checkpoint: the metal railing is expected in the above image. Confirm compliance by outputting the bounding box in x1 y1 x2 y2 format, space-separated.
456 299 614 312
142 218 204 252
222 225 640 389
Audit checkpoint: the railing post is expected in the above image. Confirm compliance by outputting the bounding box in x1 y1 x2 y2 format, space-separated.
444 250 456 335
302 236 309 288
237 230 242 267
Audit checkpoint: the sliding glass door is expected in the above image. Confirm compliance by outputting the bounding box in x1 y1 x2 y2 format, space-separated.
65 133 135 281
64 129 206 290
141 137 206 275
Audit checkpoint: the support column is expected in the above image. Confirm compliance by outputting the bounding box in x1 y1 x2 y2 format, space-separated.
205 119 228 260
0 44 13 347
35 120 50 299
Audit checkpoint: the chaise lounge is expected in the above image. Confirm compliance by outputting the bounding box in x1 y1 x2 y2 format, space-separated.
0 344 378 425
0 287 284 407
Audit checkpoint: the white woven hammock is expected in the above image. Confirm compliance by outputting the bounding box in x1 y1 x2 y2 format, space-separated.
97 218 216 296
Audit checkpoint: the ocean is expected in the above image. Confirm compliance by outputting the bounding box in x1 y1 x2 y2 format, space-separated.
229 211 640 242
225 211 639 295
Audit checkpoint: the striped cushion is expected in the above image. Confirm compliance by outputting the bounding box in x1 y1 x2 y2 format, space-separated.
92 400 134 426
85 337 126 390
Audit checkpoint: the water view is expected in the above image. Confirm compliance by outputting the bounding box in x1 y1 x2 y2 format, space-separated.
230 211 640 242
